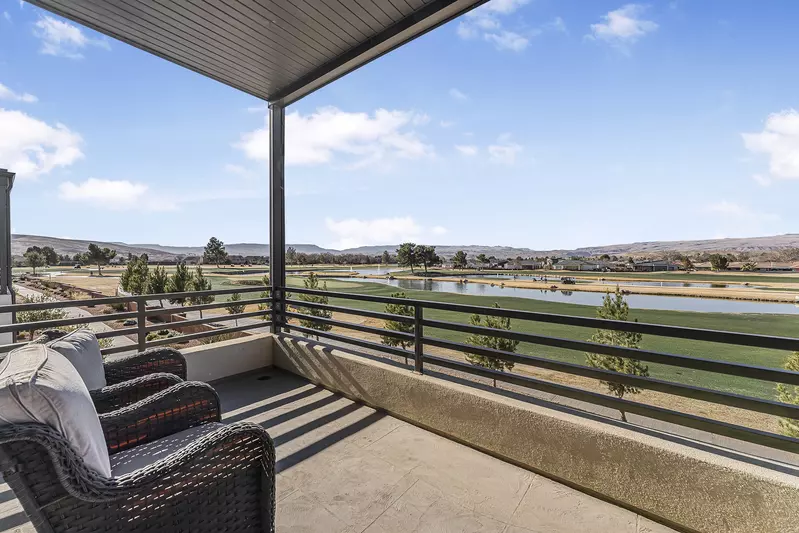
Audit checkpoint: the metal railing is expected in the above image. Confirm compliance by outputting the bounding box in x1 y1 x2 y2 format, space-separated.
0 286 271 356
279 286 799 454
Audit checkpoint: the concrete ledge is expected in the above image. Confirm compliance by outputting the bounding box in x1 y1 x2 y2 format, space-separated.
273 335 799 533
183 333 272 382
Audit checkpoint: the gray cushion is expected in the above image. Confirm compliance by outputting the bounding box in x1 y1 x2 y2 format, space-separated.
0 344 112 477
110 423 224 477
48 329 106 390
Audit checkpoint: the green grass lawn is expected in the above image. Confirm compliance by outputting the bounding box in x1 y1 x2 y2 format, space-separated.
285 277 798 400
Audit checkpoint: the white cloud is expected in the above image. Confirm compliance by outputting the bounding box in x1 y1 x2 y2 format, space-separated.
246 103 269 113
455 145 478 156
0 82 37 103
751 174 771 187
3 11 10 22
741 109 799 181
0 108 83 179
439 120 455 128
237 106 433 168
479 0 530 15
587 4 658 48
705 200 778 221
58 178 178 211
457 0 558 52
449 88 468 102
484 30 530 51
488 134 523 164
325 217 447 249
33 16 110 59
544 16 567 34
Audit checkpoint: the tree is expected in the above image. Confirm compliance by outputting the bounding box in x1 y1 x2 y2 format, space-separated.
296 273 333 339
26 246 58 266
396 243 418 273
166 262 192 305
709 254 729 271
120 255 149 295
203 237 228 267
286 246 297 265
381 292 415 357
189 266 214 318
225 292 245 325
381 250 391 264
417 245 441 274
476 253 488 265
599 254 611 261
741 261 758 272
453 250 468 269
777 352 799 437
464 303 519 387
24 250 46 275
585 288 649 420
682 257 694 271
257 274 271 320
84 244 116 276
148 265 169 306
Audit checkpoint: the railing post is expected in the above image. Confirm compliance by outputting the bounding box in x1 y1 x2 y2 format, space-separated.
270 287 283 334
136 296 146 352
414 304 423 373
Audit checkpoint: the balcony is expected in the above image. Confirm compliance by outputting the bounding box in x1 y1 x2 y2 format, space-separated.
1 288 798 533
1 362 674 533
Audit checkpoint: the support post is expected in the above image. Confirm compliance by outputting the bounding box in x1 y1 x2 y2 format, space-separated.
0 170 14 344
136 296 146 352
269 104 286 334
414 304 424 373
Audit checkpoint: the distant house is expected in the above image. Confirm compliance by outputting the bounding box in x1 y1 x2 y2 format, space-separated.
552 259 604 271
505 260 544 270
633 260 679 272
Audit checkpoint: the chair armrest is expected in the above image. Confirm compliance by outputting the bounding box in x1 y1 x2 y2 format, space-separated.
90 372 183 414
114 422 275 502
99 381 220 455
104 347 187 384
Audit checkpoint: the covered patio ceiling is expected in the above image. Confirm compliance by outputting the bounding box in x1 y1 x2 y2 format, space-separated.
27 0 485 105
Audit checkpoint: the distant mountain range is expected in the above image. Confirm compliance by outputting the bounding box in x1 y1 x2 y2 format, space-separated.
11 233 799 261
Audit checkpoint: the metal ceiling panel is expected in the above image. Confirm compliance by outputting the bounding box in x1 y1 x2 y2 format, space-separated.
28 0 485 105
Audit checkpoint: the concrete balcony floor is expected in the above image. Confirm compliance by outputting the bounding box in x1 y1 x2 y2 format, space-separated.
1 369 677 533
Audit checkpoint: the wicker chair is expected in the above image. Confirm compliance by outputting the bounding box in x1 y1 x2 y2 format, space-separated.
0 381 276 533
31 329 188 413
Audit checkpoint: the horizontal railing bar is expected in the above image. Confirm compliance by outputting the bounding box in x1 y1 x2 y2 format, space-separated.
282 325 415 358
424 354 799 453
143 310 269 332
0 312 138 334
423 318 799 386
95 328 138 339
285 298 415 324
3 294 137 312
143 321 270 348
424 336 799 418
0 286 270 313
285 287 799 351
144 297 271 316
283 311 415 341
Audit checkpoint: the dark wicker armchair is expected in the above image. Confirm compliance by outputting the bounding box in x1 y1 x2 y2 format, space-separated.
0 381 276 533
32 330 188 413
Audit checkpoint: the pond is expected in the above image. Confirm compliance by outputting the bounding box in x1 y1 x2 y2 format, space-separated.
334 277 799 314
466 274 764 289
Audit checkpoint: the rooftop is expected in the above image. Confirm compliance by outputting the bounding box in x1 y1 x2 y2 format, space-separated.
0 369 675 533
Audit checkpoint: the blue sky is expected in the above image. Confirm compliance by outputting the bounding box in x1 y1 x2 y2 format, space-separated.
1 0 798 251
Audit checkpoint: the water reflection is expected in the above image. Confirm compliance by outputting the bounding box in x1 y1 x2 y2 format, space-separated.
332 277 799 314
